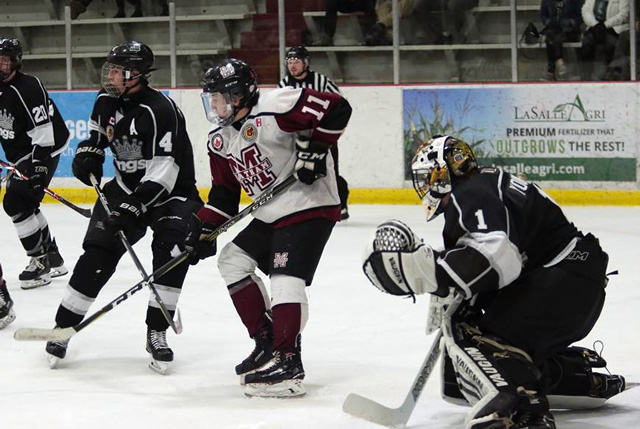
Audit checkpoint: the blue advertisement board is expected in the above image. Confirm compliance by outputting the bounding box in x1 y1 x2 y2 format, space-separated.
0 90 115 177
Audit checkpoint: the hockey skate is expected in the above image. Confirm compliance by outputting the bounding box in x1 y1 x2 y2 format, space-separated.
19 254 51 289
236 325 274 384
146 329 173 375
45 239 68 278
244 348 306 398
45 328 70 369
0 281 16 329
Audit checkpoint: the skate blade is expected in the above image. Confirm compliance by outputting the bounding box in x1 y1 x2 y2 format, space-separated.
50 265 69 278
149 359 170 375
0 309 16 330
47 353 62 369
244 379 306 398
20 275 52 290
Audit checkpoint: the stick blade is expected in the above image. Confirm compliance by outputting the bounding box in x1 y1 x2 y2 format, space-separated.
343 393 409 427
14 327 76 342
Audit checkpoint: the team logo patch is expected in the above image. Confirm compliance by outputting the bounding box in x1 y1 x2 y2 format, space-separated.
273 252 289 268
106 125 115 142
241 123 258 143
210 133 223 151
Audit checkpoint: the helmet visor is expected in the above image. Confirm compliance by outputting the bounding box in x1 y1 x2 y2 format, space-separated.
412 162 451 221
201 91 235 125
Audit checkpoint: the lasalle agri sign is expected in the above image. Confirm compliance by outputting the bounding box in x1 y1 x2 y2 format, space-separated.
403 85 636 182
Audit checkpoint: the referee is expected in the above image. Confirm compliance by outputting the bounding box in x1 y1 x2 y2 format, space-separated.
278 46 350 220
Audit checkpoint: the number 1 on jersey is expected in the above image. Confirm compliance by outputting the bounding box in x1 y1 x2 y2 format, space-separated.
474 209 488 229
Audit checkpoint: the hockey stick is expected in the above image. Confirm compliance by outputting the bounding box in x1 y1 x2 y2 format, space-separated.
342 294 464 427
89 174 182 335
0 159 92 218
14 175 298 342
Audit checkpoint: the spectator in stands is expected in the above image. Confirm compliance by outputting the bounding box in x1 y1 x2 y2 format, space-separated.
313 0 377 46
68 0 158 19
437 0 479 45
368 0 415 45
278 46 351 220
540 0 583 81
580 0 629 80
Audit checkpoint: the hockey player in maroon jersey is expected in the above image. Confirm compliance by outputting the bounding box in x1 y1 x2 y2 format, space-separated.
362 135 625 428
186 58 352 397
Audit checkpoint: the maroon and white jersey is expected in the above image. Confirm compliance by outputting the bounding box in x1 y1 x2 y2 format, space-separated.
202 87 352 227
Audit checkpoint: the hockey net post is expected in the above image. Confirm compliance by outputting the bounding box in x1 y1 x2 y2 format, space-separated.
0 159 92 218
342 293 464 427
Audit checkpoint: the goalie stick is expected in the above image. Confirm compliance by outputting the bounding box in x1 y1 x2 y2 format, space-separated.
90 174 182 335
14 175 297 342
342 294 464 427
0 159 92 218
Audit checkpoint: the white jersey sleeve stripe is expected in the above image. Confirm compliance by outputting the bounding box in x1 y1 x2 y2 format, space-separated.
458 231 522 288
27 122 55 147
142 156 180 193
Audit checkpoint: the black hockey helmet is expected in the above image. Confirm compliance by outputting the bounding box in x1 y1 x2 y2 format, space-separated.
106 40 155 75
411 135 478 221
0 37 23 80
201 58 259 126
102 41 154 97
285 45 310 70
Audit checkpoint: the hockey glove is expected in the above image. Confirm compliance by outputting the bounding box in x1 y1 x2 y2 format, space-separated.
26 160 49 202
184 214 218 265
105 196 144 235
72 141 105 187
294 137 330 185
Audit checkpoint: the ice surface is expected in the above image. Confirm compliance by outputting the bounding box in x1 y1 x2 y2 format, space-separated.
1 204 639 428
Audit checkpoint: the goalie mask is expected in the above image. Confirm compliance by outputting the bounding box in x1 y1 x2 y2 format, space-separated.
411 135 478 221
201 58 259 126
0 38 23 81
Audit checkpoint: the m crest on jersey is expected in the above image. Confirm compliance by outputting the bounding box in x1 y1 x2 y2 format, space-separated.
241 123 258 143
228 145 276 197
273 252 289 268
0 108 15 139
209 133 223 151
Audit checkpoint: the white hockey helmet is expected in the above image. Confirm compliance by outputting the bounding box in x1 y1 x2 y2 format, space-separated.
411 135 478 221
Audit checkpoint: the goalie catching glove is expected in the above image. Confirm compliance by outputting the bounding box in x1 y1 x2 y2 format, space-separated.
362 219 448 298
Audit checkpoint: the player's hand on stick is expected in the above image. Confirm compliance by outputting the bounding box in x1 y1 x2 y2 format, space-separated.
105 196 143 235
184 215 218 264
72 141 105 186
294 137 330 185
26 160 48 201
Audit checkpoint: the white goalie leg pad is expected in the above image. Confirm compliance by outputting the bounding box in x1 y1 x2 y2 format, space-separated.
271 275 309 331
363 242 439 296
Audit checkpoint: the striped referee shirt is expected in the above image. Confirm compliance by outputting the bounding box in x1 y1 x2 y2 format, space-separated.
278 70 342 95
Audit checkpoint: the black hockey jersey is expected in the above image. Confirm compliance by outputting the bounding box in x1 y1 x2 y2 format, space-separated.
278 70 342 95
436 168 580 299
83 87 199 208
201 87 351 227
0 71 69 164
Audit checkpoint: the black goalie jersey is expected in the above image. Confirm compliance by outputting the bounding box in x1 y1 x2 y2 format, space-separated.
0 71 69 164
83 87 198 208
437 168 580 299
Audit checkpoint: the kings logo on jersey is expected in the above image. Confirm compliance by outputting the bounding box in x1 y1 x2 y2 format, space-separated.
0 108 15 140
228 145 276 197
113 135 146 172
